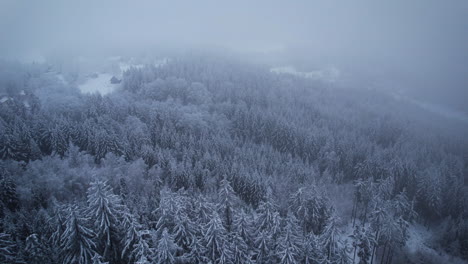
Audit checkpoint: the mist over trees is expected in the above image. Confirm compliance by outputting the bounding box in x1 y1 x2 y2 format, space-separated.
0 56 468 264
0 55 466 263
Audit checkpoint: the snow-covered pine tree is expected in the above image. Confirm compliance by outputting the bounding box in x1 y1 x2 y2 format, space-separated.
217 242 233 264
358 236 372 264
203 212 228 263
335 243 352 264
351 225 373 264
368 200 389 264
290 186 332 235
378 216 409 264
0 176 19 212
230 232 252 264
173 211 197 253
319 214 341 262
48 201 68 262
120 209 151 263
86 180 124 263
256 188 281 237
254 230 273 264
0 122 29 161
233 209 254 246
132 235 152 263
218 176 238 232
184 237 209 264
0 232 17 263
194 194 215 225
276 213 302 264
289 187 309 232
91 254 109 264
60 206 96 264
135 255 151 264
350 224 362 263
154 228 180 264
302 233 324 264
153 187 180 237
24 233 51 264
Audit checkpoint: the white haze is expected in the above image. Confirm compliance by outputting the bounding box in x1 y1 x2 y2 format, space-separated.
1 0 467 112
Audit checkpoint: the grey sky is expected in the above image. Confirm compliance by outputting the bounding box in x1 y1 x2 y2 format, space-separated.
1 0 467 111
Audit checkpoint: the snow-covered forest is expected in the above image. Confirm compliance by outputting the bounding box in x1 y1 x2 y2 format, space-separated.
0 54 467 264
1 0 468 263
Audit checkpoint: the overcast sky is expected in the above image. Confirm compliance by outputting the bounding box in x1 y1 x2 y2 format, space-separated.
1 0 467 111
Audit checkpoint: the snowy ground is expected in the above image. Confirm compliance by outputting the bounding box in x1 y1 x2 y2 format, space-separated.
338 222 467 264
401 224 467 264
77 57 169 95
405 224 434 255
78 73 119 95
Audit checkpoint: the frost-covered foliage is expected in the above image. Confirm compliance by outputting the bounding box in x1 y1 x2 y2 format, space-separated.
0 55 467 263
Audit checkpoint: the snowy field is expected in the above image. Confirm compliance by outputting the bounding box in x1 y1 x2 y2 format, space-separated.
78 73 119 95
77 58 169 95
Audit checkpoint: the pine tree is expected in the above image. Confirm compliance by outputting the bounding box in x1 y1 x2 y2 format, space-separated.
184 237 209 264
0 233 17 263
0 176 19 212
351 225 373 264
254 231 273 264
194 195 215 224
335 244 352 264
203 212 228 263
218 177 238 232
91 254 109 264
173 211 197 252
290 187 331 235
350 224 362 263
155 228 180 264
120 210 151 263
61 206 96 264
289 187 309 232
302 234 323 264
368 200 389 264
0 122 29 161
320 214 341 262
153 188 180 237
49 202 66 258
86 181 123 263
233 210 254 246
135 255 151 264
24 233 51 264
231 233 251 264
217 242 233 264
276 213 302 264
256 189 280 237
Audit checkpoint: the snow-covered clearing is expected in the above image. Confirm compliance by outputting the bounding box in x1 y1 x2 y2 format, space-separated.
338 222 467 264
405 224 433 254
402 224 467 264
78 73 119 95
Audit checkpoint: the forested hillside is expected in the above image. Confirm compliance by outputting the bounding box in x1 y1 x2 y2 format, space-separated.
0 56 467 264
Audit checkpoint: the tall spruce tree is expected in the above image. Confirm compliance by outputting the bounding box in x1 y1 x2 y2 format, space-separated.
203 212 228 263
155 228 180 264
60 206 96 264
86 181 124 263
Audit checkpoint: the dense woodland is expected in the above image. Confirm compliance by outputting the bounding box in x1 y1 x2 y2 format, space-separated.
0 55 467 264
